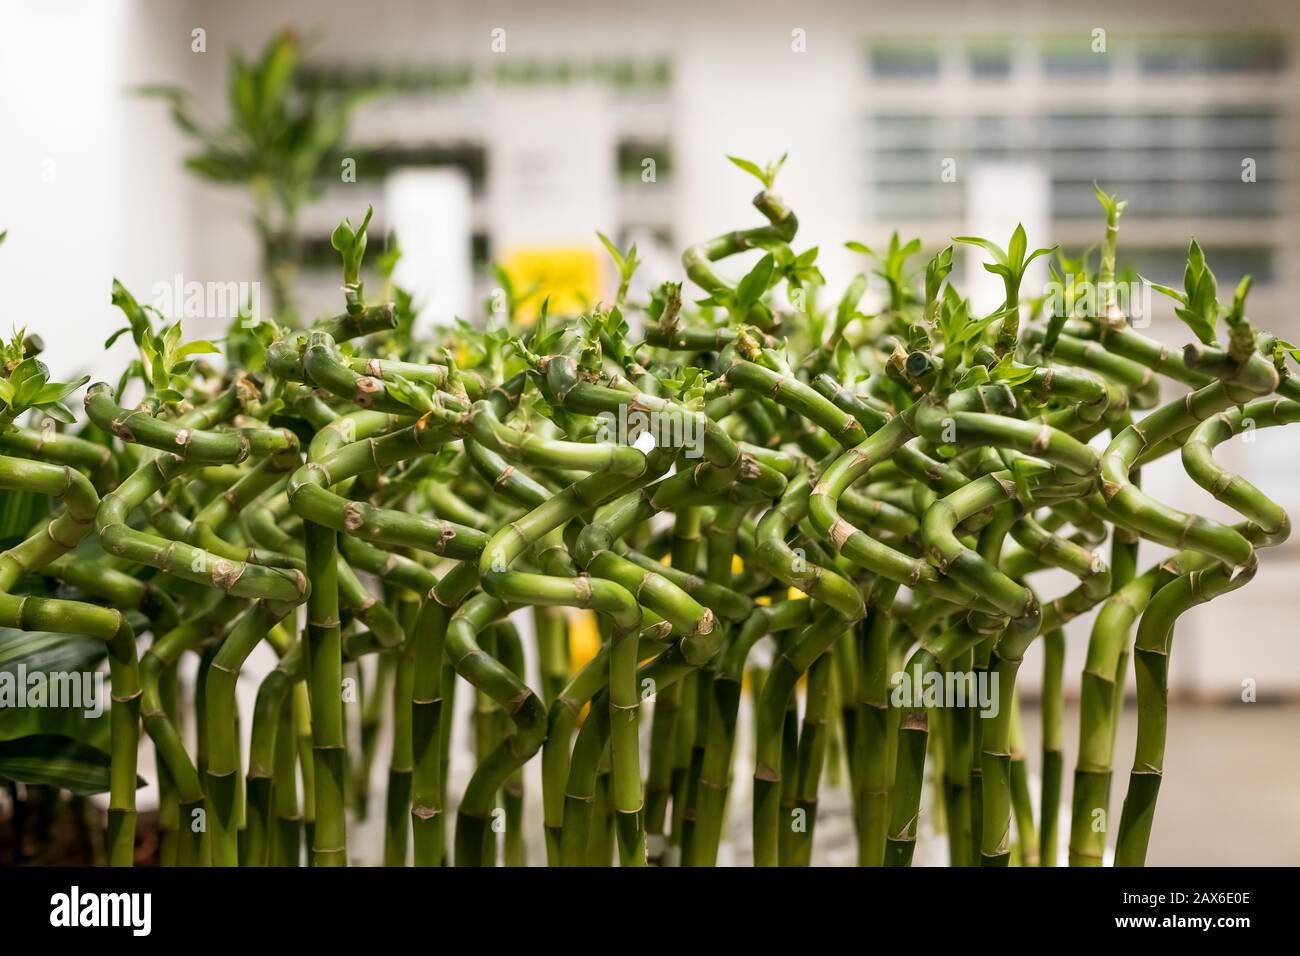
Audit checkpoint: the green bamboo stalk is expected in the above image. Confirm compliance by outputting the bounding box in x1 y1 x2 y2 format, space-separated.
495 622 528 866
292 680 315 864
789 649 832 866
205 601 296 865
858 585 899 867
1115 561 1255 865
669 670 698 856
1038 627 1065 866
384 642 414 866
694 595 809 866
411 563 476 866
304 519 346 866
775 669 799 866
271 692 302 865
1008 691 1037 866
680 190 797 334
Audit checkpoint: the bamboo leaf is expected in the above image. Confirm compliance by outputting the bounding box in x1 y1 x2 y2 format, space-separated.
726 155 766 185
258 34 297 121
175 340 221 360
183 151 252 183
954 235 1008 267
32 375 90 406
925 246 954 305
1228 275 1252 327
33 401 76 424
990 353 1038 386
10 358 48 403
595 231 625 273
162 321 183 367
384 374 435 414
331 219 356 254
1007 224 1027 270
767 152 788 186
1175 305 1218 346
1024 246 1058 270
1144 277 1186 306
1093 182 1128 222
110 279 153 346
735 253 776 313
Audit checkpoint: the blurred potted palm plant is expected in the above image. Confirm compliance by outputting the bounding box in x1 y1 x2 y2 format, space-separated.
139 30 370 321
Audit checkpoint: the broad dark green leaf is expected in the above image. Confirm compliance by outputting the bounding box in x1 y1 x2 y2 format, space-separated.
0 628 108 676
0 735 140 795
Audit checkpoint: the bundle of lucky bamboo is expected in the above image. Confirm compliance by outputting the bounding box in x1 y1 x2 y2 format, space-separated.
1 158 1295 868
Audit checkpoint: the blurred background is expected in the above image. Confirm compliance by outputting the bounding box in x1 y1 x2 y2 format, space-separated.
2 0 1299 862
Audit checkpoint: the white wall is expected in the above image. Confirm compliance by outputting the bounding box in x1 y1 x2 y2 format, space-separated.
0 0 204 385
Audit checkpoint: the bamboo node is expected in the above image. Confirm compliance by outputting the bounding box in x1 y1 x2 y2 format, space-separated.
342 500 365 532
909 559 927 584
694 608 716 636
901 710 928 731
1031 422 1051 453
210 559 246 592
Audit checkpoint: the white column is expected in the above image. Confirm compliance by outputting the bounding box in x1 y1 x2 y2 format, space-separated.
384 167 474 329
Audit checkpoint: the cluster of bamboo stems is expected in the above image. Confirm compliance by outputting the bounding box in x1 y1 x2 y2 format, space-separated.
2 164 1295 867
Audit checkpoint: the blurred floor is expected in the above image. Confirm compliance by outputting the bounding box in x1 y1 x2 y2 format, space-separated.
719 701 1300 867
1019 700 1300 867
348 698 1300 866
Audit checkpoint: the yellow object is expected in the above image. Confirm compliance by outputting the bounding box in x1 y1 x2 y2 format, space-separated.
731 554 744 575
568 608 601 674
501 246 602 324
